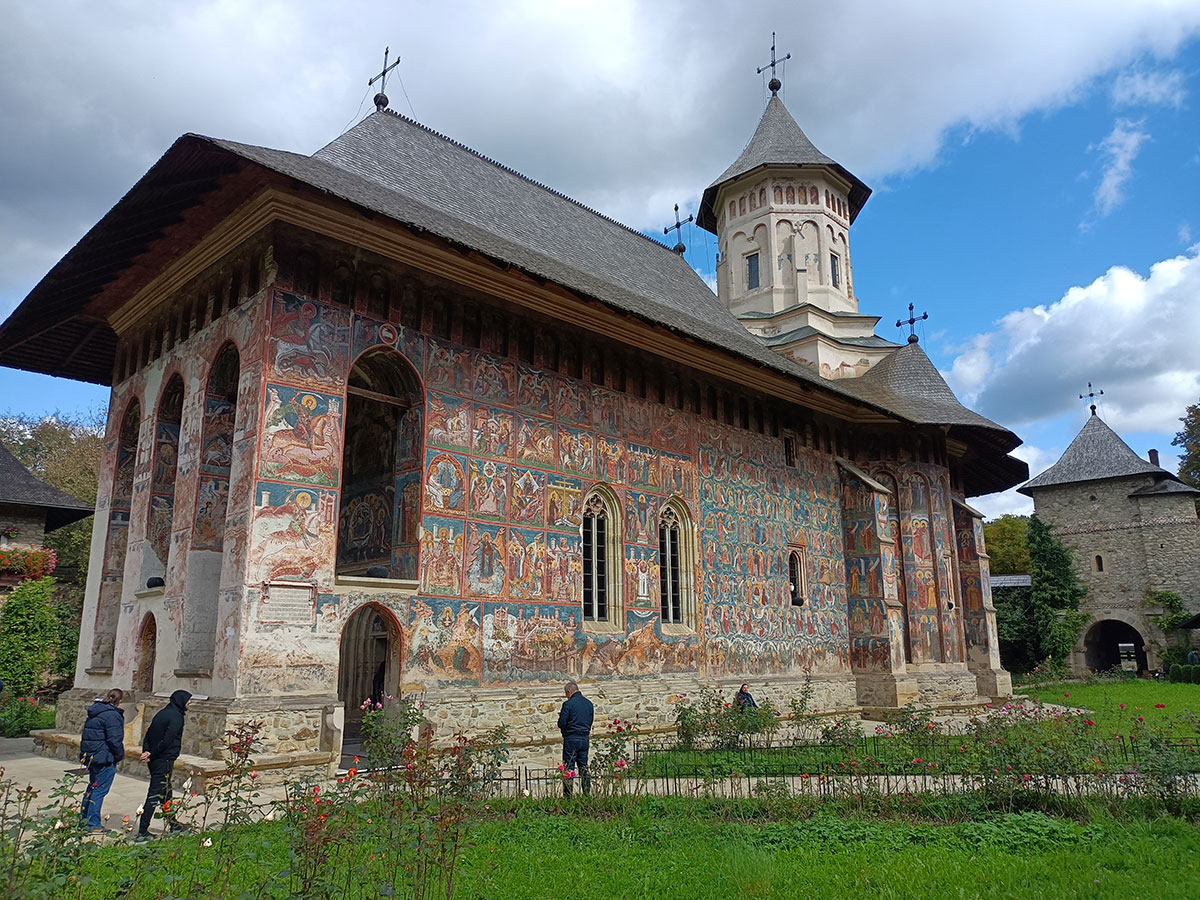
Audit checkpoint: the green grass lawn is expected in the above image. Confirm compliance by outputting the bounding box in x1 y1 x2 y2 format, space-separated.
70 804 1200 899
1028 679 1200 738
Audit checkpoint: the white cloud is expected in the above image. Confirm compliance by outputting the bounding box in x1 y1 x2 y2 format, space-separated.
1089 118 1150 219
945 245 1200 437
1180 223 1193 244
1112 66 1187 107
971 443 1061 520
4 1 1200 319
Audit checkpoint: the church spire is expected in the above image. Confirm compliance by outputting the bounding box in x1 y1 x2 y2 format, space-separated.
756 32 791 96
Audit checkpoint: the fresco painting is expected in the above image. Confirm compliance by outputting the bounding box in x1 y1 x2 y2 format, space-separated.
268 292 351 388
509 467 546 526
472 353 515 406
468 459 508 520
193 475 231 550
407 596 481 682
545 474 582 530
624 490 660 544
425 392 472 451
516 369 554 416
419 516 465 597
466 522 506 597
557 424 594 476
506 527 547 600
249 482 338 585
472 406 514 459
515 415 556 468
258 385 342 487
424 451 466 513
624 545 659 608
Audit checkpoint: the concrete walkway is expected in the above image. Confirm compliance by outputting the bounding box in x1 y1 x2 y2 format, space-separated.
0 737 286 838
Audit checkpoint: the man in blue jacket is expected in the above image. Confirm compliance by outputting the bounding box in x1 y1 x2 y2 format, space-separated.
556 681 593 797
135 690 191 839
79 688 125 834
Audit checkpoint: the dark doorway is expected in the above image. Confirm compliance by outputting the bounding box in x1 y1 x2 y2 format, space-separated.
134 614 157 693
338 604 402 761
1083 619 1148 674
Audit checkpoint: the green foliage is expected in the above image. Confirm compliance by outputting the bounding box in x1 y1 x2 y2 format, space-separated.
983 514 1031 575
670 688 781 750
0 695 55 737
1145 591 1193 669
0 577 59 694
0 409 104 584
996 517 1087 673
1173 399 1200 492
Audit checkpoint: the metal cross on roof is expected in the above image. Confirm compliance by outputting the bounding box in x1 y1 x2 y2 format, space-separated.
756 32 791 94
896 303 928 344
663 204 693 255
1080 382 1104 415
369 47 403 112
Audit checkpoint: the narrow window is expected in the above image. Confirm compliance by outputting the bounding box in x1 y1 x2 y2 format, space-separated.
659 507 683 624
784 436 796 468
830 253 841 289
788 549 807 606
1095 555 1104 573
583 495 609 622
746 253 760 290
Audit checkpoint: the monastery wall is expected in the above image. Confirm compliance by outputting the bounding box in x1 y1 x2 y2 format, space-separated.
0 505 47 551
58 233 1004 766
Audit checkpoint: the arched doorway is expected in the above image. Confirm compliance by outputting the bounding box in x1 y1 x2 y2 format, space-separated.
1083 619 1148 674
338 604 402 754
134 614 157 693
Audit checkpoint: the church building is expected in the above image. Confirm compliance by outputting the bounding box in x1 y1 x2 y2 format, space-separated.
1020 408 1200 675
0 74 1027 771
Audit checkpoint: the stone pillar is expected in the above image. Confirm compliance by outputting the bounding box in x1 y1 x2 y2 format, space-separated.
953 502 1011 702
841 468 917 708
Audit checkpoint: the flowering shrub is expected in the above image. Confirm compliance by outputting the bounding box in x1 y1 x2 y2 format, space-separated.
0 694 54 737
672 688 781 750
0 547 57 580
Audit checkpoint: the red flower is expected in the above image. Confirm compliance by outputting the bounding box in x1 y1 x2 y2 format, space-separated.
1154 704 1166 709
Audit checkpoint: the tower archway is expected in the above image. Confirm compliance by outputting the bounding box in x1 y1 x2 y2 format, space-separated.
1083 619 1147 674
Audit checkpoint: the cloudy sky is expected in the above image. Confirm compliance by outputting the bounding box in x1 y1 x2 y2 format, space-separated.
2 1 1199 517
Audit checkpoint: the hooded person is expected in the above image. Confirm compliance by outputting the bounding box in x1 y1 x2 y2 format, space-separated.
79 688 125 833
135 690 191 839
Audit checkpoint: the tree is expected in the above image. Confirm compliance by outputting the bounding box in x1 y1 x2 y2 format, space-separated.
0 577 60 694
983 514 1030 575
1174 400 1200 490
0 409 104 581
993 515 1088 673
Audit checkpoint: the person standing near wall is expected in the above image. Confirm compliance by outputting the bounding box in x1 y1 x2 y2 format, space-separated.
134 690 191 840
557 681 593 797
78 688 125 834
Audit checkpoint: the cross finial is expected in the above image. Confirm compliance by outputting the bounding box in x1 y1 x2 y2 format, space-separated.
663 204 693 255
1080 382 1104 415
369 46 403 112
756 32 791 94
896 303 928 344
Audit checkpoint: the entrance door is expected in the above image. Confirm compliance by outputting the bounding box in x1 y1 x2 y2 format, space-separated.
338 605 401 745
134 614 157 693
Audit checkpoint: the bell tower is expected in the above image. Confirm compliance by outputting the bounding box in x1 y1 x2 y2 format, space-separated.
697 74 898 379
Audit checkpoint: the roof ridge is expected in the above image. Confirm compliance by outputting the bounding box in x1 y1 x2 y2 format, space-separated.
334 110 682 256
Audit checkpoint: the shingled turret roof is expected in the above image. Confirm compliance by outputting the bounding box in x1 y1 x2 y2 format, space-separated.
698 95 871 232
0 444 93 531
1018 413 1171 495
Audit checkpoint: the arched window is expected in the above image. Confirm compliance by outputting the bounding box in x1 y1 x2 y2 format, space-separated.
658 500 696 628
582 487 623 627
338 348 425 580
183 342 240 674
1095 554 1104 573
93 399 141 669
788 547 807 606
146 375 184 583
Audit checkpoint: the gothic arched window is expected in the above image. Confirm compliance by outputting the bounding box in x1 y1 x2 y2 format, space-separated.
658 501 696 628
582 487 622 627
788 548 807 606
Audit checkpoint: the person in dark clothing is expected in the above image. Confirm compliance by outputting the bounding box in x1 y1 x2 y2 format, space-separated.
79 689 125 833
734 683 758 711
556 681 594 797
135 690 191 839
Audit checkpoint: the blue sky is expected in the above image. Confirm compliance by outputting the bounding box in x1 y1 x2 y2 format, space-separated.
2 2 1199 517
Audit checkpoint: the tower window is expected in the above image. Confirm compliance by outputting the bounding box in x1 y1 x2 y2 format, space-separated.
746 253 760 290
1095 554 1104 573
830 254 841 289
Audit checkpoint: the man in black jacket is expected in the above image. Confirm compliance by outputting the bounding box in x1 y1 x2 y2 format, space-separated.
135 690 191 839
79 688 125 833
556 681 593 797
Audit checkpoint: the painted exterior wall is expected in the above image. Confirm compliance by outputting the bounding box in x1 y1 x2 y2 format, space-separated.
58 229 1008 766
